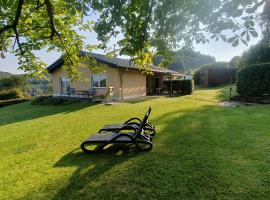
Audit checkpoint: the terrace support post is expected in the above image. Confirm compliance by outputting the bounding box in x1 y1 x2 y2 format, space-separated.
170 74 172 97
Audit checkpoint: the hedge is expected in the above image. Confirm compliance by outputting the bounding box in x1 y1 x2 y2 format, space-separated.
163 79 194 95
31 96 82 105
236 63 270 97
0 89 20 100
0 88 29 100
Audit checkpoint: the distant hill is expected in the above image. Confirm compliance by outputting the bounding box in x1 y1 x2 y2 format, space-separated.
0 71 13 78
153 51 216 73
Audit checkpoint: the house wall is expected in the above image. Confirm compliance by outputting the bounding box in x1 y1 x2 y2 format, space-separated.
51 63 91 96
51 62 147 100
120 69 146 99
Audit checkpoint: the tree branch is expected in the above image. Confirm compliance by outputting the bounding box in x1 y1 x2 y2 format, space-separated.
0 0 24 35
44 0 58 40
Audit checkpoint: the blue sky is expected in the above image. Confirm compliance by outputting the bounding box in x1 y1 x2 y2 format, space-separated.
0 23 262 74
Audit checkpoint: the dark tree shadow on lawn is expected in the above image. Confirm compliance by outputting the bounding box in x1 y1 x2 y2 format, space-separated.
52 145 140 199
20 105 270 199
48 106 231 199
0 101 96 126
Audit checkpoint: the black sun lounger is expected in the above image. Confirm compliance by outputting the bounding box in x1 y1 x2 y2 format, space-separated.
81 107 153 153
98 107 156 136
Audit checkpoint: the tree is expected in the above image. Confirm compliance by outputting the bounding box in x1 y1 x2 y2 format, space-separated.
239 41 270 67
0 75 26 89
0 0 267 79
229 56 241 68
153 51 216 73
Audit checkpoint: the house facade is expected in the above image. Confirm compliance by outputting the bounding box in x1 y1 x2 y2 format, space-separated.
47 52 184 100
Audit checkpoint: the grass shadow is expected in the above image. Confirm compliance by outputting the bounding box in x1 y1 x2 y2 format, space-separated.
0 101 96 126
15 103 270 199
123 96 161 104
51 145 140 199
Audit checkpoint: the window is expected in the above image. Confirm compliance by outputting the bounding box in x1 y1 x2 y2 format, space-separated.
92 74 107 88
60 77 71 95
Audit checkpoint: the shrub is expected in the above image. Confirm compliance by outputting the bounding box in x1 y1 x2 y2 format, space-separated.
31 96 82 105
0 88 30 100
180 79 194 94
0 75 26 90
236 63 270 97
163 79 194 95
0 89 20 100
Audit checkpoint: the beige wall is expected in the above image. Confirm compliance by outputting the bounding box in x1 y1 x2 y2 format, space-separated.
121 69 146 99
51 62 147 100
51 63 91 96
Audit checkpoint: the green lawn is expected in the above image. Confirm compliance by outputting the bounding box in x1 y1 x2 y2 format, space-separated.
1 88 270 199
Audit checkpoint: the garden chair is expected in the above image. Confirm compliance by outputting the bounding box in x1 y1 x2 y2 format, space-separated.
81 107 153 153
98 107 156 136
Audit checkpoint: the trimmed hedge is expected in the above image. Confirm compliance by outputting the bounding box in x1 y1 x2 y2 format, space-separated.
163 79 194 95
236 63 270 97
31 96 82 105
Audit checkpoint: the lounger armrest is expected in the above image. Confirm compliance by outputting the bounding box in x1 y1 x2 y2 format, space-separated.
126 122 140 126
124 117 141 124
115 125 137 133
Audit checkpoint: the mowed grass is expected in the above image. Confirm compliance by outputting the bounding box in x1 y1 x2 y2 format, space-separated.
1 88 270 199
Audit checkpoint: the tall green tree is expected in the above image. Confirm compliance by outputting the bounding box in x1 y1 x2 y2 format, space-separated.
0 0 267 78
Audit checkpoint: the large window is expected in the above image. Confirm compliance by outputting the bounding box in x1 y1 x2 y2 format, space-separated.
60 77 71 95
92 74 107 88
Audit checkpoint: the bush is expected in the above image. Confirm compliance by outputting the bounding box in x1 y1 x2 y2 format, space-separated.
0 75 26 90
0 89 20 100
236 63 270 97
0 88 30 100
31 96 82 105
163 79 194 95
181 79 194 94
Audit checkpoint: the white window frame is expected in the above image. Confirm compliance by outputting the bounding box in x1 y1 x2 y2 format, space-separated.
92 74 107 88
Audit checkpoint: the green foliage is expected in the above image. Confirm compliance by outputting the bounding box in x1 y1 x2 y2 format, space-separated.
180 80 194 94
236 63 270 97
239 42 270 67
31 96 82 105
0 0 96 80
229 56 241 68
153 51 216 73
0 75 30 100
0 75 26 89
0 89 19 100
94 0 264 66
0 0 266 78
0 88 29 100
163 79 194 95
